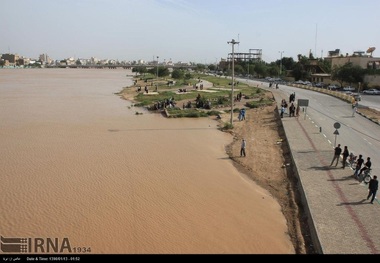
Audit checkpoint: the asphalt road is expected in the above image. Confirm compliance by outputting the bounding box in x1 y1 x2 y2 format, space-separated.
240 78 380 179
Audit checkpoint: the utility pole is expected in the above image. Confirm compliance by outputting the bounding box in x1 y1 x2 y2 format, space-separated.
228 39 239 126
278 51 284 76
156 56 159 79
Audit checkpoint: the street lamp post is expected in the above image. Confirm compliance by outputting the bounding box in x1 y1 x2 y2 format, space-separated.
278 51 284 76
228 39 239 125
156 56 159 80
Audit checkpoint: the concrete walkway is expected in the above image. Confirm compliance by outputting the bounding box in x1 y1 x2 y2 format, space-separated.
272 90 380 254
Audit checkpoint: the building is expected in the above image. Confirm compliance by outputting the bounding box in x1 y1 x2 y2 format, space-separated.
325 52 380 69
311 48 380 87
1 53 19 66
226 49 262 63
39 54 52 65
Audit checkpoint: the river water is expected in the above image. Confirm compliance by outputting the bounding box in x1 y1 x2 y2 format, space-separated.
0 68 294 254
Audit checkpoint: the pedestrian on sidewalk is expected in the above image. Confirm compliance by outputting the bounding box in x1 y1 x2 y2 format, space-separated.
330 144 342 167
358 157 372 179
342 146 349 169
240 139 246 157
354 154 364 178
280 106 285 118
367 175 378 204
352 101 358 117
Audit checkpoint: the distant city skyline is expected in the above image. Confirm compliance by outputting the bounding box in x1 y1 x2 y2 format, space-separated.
1 0 379 63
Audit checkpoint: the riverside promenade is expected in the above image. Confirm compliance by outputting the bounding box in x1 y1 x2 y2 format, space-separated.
271 89 380 254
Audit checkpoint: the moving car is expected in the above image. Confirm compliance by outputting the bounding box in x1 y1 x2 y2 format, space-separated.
363 89 380 95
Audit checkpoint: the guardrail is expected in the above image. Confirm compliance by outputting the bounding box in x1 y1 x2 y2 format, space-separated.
289 84 353 103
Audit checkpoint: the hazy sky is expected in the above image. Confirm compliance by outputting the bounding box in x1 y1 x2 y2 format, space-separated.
1 0 379 63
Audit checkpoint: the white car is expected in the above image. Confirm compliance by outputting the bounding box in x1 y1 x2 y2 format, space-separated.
363 89 380 95
351 93 362 101
343 86 355 91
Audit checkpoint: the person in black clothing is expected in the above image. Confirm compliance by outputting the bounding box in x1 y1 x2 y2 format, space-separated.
367 175 378 204
358 157 372 178
240 139 246 157
354 154 364 178
330 144 342 167
289 103 296 117
341 146 349 169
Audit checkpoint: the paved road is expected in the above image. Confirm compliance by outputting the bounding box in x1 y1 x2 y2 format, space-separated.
359 94 380 111
270 83 379 179
239 77 380 254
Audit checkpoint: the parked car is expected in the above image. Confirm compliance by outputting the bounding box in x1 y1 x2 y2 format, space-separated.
304 81 312 86
363 89 380 95
327 84 339 90
294 80 304 85
343 86 355 91
314 82 324 88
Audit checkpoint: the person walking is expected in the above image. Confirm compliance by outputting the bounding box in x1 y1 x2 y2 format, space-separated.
240 139 246 157
330 144 342 167
354 154 364 178
280 106 285 118
352 100 358 117
241 108 246 120
366 175 378 204
238 109 243 121
341 146 349 169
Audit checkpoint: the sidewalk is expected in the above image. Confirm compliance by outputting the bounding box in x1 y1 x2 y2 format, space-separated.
272 90 380 254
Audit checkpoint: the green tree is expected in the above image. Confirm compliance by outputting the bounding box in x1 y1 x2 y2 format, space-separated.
268 63 279 77
331 63 365 87
184 73 192 80
132 66 147 75
280 57 296 72
208 64 216 71
253 62 267 78
292 55 310 80
233 64 244 75
196 64 206 72
171 69 184 79
158 67 170 77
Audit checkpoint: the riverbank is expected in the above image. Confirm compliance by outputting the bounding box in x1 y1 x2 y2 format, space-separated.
119 75 314 253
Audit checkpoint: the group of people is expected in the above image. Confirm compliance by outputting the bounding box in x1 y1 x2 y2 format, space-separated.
330 144 372 175
152 97 176 110
330 144 350 168
330 144 377 204
280 99 300 118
